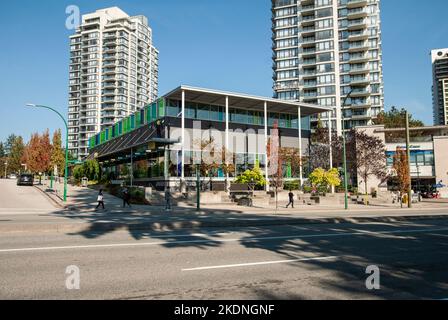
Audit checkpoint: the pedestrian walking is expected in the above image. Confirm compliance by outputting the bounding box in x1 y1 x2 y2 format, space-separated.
95 189 105 210
122 187 132 208
165 187 172 212
286 190 295 208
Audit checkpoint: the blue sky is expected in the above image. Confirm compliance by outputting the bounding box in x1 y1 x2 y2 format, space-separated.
0 0 447 143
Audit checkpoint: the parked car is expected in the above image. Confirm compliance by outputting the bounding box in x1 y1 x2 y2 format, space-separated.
17 174 34 186
8 174 17 180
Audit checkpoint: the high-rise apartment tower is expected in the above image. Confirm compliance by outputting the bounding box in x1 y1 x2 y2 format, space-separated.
68 7 159 159
272 0 384 133
431 49 448 126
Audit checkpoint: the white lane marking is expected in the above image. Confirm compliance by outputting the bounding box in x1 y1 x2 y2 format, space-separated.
182 256 339 271
0 227 447 253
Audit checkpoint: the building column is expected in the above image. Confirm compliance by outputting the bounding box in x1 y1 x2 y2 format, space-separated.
328 113 335 194
225 96 230 192
264 101 269 192
164 122 169 188
130 147 133 187
298 106 303 188
181 90 186 191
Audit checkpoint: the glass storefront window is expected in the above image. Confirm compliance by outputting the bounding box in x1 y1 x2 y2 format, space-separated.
231 109 248 124
197 103 210 120
130 115 135 130
186 102 196 119
210 105 223 121
279 114 288 128
151 102 157 120
158 99 165 117
166 100 180 117
416 152 425 165
424 151 434 166
145 105 151 123
269 113 279 127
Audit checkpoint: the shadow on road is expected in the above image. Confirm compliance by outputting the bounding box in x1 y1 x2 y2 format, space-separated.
48 188 448 299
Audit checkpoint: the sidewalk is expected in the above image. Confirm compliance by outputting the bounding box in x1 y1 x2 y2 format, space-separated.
5 179 443 235
37 179 448 214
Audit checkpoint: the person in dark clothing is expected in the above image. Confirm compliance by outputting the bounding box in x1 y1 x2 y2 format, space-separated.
286 190 295 208
122 187 132 208
95 189 105 210
165 187 172 212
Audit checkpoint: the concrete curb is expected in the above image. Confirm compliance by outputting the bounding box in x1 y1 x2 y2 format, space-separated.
2 213 448 234
33 185 67 210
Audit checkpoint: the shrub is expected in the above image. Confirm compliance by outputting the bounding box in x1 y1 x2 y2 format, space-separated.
284 180 301 191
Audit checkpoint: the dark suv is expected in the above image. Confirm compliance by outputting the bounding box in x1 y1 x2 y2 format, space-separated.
17 174 34 186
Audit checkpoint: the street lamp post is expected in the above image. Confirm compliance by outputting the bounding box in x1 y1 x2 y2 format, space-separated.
341 90 354 210
26 104 69 202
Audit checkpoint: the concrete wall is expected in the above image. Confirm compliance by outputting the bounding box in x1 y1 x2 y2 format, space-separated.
433 136 448 198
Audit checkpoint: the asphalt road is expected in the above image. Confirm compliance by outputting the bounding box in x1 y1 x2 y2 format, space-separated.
0 179 448 300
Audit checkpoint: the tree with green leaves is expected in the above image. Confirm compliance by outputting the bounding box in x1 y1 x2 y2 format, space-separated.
51 129 65 177
8 136 25 174
72 160 100 182
375 106 424 128
4 134 17 156
308 168 341 194
0 142 5 158
83 160 100 181
0 142 6 178
235 167 267 197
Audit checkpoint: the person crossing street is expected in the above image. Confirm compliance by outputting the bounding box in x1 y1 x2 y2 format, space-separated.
95 189 105 211
286 190 295 209
122 187 132 208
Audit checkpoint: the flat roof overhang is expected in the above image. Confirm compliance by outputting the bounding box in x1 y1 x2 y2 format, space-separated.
89 86 331 160
375 125 448 134
163 85 331 116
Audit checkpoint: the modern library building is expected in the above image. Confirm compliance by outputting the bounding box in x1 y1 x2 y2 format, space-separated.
88 85 330 190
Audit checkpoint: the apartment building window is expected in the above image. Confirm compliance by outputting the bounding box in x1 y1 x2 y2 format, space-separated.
316 7 333 18
317 52 334 63
277 59 298 69
318 86 336 96
370 73 380 81
317 74 335 84
275 6 297 17
315 18 333 30
316 0 332 8
276 28 297 38
369 39 378 48
276 17 297 28
317 63 334 73
316 41 334 51
316 30 333 41
277 70 298 79
369 61 379 71
318 97 336 107
277 91 299 100
273 0 297 8
276 38 298 48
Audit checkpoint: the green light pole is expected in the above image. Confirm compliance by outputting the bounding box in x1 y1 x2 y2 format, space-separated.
405 111 412 208
27 104 69 202
341 90 354 210
196 164 201 211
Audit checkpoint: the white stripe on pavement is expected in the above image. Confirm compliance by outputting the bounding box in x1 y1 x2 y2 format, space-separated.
0 227 447 253
182 256 339 271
